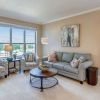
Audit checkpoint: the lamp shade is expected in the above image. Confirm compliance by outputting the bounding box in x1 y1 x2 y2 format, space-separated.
41 37 48 45
4 45 13 52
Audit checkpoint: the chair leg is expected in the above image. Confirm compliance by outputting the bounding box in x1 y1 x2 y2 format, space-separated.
23 70 26 73
80 81 83 84
5 75 7 78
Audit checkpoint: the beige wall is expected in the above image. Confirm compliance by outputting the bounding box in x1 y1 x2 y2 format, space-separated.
0 16 42 57
42 10 100 68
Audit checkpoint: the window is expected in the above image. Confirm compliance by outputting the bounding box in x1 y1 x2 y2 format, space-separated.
12 44 24 56
0 26 10 57
12 28 24 43
26 30 35 43
25 30 36 53
26 44 35 53
12 28 24 55
0 26 10 43
0 25 36 57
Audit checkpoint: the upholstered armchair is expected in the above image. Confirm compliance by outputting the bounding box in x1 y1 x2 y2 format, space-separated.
22 53 39 72
0 59 8 78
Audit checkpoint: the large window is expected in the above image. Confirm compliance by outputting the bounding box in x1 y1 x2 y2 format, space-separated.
0 25 36 57
0 26 10 57
26 30 36 53
12 28 24 56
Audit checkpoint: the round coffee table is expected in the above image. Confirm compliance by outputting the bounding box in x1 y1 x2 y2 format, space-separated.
30 67 58 92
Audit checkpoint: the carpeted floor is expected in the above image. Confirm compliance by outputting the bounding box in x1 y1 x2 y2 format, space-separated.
0 72 100 100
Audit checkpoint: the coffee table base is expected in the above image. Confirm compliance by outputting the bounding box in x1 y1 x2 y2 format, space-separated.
30 76 58 92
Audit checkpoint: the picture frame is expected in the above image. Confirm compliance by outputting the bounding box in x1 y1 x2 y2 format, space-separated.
61 24 80 47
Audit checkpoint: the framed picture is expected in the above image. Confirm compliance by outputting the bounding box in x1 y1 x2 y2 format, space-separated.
61 24 80 47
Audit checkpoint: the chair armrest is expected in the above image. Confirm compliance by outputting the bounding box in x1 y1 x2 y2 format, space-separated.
1 60 8 75
78 60 93 81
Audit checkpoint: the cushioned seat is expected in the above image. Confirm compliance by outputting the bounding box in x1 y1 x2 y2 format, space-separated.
52 62 67 70
25 62 37 67
64 64 78 74
22 53 39 71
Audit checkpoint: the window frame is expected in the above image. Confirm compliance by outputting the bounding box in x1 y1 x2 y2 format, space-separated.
0 24 37 57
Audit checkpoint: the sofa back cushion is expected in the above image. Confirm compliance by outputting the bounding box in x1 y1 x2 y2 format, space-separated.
74 53 91 61
56 52 63 61
62 52 74 62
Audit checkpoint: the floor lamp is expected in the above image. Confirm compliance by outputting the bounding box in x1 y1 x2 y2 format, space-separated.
40 37 48 65
41 37 48 45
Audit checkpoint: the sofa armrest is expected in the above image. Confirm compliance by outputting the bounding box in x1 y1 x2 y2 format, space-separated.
78 60 93 69
78 60 93 81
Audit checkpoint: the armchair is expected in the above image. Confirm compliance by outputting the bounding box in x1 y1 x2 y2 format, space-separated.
0 59 8 78
22 53 39 72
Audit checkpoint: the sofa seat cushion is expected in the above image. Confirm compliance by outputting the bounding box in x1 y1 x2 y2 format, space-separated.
64 64 78 74
62 52 74 62
43 61 53 67
52 62 67 70
25 62 37 67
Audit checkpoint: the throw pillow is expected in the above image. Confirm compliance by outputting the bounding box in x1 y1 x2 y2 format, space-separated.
70 58 79 68
25 53 34 62
48 52 57 63
78 56 86 63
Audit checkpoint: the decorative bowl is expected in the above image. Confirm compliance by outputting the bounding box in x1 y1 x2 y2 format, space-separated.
39 65 48 72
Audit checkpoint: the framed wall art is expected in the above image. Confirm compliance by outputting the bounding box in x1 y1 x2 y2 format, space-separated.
61 24 80 47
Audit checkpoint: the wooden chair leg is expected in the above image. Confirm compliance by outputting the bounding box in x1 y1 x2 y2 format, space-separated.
5 75 7 78
80 81 83 84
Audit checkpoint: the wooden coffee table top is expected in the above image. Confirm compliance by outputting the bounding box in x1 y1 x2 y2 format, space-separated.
30 67 57 78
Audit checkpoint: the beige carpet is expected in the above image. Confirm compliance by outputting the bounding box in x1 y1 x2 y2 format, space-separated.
0 72 100 100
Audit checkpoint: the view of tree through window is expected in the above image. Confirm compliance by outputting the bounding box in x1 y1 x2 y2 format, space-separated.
0 25 36 57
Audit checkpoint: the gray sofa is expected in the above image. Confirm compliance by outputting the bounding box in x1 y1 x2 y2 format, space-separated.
42 52 93 84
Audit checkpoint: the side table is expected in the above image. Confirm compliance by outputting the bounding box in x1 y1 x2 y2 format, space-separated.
8 59 21 76
86 67 98 85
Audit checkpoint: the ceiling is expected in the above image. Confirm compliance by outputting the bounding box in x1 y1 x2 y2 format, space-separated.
0 0 100 24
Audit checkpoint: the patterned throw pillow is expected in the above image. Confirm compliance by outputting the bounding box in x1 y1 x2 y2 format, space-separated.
70 58 79 68
25 53 34 62
48 52 57 63
78 56 86 63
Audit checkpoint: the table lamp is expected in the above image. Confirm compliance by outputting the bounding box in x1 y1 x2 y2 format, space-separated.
4 44 13 57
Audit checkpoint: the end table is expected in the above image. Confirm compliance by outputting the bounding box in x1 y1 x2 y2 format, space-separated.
86 67 98 85
8 59 21 76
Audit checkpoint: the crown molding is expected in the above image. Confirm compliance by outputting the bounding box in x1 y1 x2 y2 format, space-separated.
43 7 100 24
